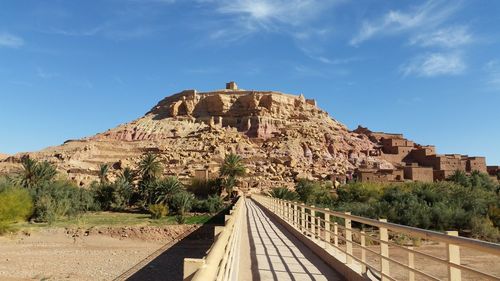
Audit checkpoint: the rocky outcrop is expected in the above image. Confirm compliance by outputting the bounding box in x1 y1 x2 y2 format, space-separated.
0 85 391 188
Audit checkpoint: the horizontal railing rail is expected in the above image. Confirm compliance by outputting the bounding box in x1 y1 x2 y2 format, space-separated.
252 194 500 281
184 196 245 281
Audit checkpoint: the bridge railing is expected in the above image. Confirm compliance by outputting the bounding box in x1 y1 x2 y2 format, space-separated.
183 196 245 281
253 194 500 281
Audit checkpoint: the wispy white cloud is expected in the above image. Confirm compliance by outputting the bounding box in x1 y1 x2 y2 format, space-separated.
48 26 105 37
36 67 60 79
197 0 345 64
47 24 158 41
293 64 349 77
204 0 339 40
133 0 176 3
0 32 24 48
293 65 329 78
409 25 471 48
350 0 461 46
401 52 465 77
316 56 364 65
114 76 125 85
484 60 500 90
215 0 337 27
397 96 423 105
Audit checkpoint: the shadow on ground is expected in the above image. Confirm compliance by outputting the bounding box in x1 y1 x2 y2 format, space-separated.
125 208 230 281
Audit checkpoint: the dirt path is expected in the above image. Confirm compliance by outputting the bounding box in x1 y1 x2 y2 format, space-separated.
0 226 194 281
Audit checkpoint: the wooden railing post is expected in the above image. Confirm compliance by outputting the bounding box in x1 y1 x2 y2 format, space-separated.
345 212 352 264
324 208 330 248
293 202 298 228
300 204 306 232
286 201 292 223
333 222 339 248
284 201 288 221
361 231 367 274
286 201 292 224
280 200 285 219
446 231 461 281
379 218 390 281
310 206 316 238
408 246 415 281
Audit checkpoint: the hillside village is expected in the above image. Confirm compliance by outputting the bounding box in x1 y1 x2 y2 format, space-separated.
0 82 497 189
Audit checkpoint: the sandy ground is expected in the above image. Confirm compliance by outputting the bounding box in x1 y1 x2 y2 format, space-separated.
0 226 194 281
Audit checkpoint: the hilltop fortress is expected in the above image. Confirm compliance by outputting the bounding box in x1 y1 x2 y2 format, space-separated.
0 82 497 188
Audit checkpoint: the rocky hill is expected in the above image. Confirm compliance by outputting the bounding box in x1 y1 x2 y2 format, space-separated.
0 83 393 188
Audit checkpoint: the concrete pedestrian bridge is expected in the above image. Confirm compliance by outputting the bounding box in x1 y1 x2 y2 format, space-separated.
120 195 500 281
183 196 500 281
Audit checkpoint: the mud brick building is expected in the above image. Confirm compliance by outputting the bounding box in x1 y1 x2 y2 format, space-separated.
487 166 500 181
353 126 489 182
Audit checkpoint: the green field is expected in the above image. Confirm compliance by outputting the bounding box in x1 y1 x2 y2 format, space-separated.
16 211 213 230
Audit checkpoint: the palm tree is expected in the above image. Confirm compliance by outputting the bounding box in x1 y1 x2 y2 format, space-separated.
118 167 136 184
153 177 182 205
138 153 162 184
13 157 57 188
447 170 469 187
223 176 236 197
98 164 110 184
219 153 246 197
220 153 246 178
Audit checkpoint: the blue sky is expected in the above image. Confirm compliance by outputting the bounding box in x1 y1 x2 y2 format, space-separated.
0 0 499 164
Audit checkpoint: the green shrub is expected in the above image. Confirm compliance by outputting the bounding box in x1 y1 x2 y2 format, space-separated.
187 178 221 198
92 182 115 211
92 179 132 211
333 180 500 241
33 194 56 223
295 179 336 206
488 206 500 228
470 217 500 242
170 191 194 215
205 195 224 213
268 187 299 201
152 177 182 205
149 204 168 219
336 182 385 203
31 180 98 223
175 214 186 224
0 187 33 234
192 195 224 214
295 179 319 203
448 170 499 192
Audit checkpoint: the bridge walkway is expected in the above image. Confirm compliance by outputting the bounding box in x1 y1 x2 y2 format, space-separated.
238 199 344 281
